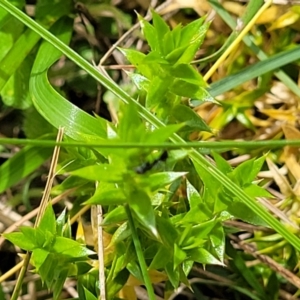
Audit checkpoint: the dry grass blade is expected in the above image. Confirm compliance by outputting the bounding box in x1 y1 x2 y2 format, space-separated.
203 0 273 81
91 202 106 300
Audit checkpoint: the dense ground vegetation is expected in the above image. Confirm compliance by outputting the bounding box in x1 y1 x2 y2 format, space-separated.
1 0 300 299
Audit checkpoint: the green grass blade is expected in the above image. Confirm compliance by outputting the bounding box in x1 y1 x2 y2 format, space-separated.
0 28 40 91
209 45 300 96
208 0 300 98
1 138 300 149
30 17 107 140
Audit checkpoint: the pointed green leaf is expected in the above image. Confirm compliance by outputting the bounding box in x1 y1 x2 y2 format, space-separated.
172 104 211 132
161 29 176 55
84 287 98 300
118 103 145 142
71 164 124 182
165 45 188 64
156 216 178 248
147 172 186 191
186 180 203 209
129 189 157 237
188 248 223 265
210 224 225 263
227 202 268 226
190 219 218 243
152 10 170 53
84 182 126 205
180 17 205 46
177 21 209 63
146 76 170 109
150 245 171 269
170 80 216 103
39 203 56 234
107 268 130 299
174 244 186 269
138 15 160 53
181 204 212 224
145 123 184 144
118 47 146 65
31 248 49 271
53 267 68 300
38 252 57 286
56 208 67 236
127 261 144 283
171 64 207 86
53 236 95 257
102 206 127 226
110 222 131 246
244 184 272 198
3 232 35 251
230 156 265 186
165 262 180 288
212 151 232 174
20 226 46 248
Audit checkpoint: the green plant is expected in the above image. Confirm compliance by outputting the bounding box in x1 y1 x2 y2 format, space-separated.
1 1 300 299
4 204 94 299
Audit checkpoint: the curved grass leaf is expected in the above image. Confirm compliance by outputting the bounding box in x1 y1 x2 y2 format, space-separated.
29 17 107 140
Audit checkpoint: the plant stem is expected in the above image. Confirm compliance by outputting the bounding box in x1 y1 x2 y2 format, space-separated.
10 253 31 300
2 137 300 149
125 204 156 300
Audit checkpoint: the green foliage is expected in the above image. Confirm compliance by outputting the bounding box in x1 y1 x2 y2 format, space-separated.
1 1 300 299
4 204 94 300
120 11 216 126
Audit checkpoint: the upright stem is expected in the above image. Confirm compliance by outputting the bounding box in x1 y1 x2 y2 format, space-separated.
125 204 156 300
10 253 31 300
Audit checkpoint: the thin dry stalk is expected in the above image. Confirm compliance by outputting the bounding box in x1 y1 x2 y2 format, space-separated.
9 127 64 300
98 0 173 66
97 204 106 300
230 234 300 290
